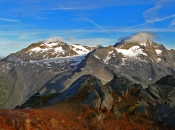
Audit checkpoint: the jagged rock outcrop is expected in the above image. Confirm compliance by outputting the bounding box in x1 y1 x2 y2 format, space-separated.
48 75 113 111
20 74 175 128
83 89 101 110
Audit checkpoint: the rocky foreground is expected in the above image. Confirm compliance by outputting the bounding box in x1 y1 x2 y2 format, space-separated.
0 74 175 130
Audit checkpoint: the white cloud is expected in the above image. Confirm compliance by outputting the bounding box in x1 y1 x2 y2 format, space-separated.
0 18 20 22
43 37 63 43
123 0 175 30
143 5 161 22
142 0 175 23
146 14 175 23
169 19 175 27
124 32 157 43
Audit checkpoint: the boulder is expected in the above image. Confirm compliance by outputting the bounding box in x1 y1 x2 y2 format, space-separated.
148 84 160 99
137 100 149 108
83 89 101 110
154 104 175 128
134 105 147 116
48 75 103 104
167 97 175 107
154 104 174 119
112 106 121 119
138 89 156 107
94 85 113 112
155 75 175 86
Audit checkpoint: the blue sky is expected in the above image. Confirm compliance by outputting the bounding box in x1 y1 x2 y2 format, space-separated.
0 0 175 56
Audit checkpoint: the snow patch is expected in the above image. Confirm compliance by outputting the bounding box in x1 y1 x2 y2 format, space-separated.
116 46 147 57
54 47 65 54
140 41 147 46
71 44 90 55
94 55 100 59
157 58 161 62
121 58 127 65
155 49 162 55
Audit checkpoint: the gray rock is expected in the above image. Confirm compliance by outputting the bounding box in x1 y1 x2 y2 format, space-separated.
154 104 174 121
167 97 175 107
138 89 156 107
148 84 160 99
49 75 113 112
48 75 101 104
112 106 121 119
137 100 149 107
134 105 147 116
94 85 113 112
153 104 175 128
83 89 101 110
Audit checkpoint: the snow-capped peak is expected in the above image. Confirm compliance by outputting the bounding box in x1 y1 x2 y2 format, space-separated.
10 40 96 62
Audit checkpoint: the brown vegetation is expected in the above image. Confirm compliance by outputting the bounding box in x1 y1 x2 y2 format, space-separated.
0 96 173 130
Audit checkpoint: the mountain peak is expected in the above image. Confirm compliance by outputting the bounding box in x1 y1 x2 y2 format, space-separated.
5 40 96 62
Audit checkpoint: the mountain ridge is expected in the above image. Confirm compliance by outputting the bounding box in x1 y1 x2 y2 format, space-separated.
0 36 175 109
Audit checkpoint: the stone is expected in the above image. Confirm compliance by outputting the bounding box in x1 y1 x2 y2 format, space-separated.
138 89 156 107
167 97 175 107
154 104 174 120
148 84 160 99
112 106 121 119
137 100 149 107
134 105 147 116
83 89 101 110
94 85 113 112
154 104 175 128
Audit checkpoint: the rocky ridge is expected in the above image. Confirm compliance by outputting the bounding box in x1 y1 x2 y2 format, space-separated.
47 74 175 128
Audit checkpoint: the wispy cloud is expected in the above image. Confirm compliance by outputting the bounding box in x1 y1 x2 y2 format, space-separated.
146 14 175 23
85 18 113 36
124 13 175 30
169 19 175 27
123 0 175 30
143 5 161 23
0 18 20 22
123 23 147 29
55 3 85 10
142 0 175 23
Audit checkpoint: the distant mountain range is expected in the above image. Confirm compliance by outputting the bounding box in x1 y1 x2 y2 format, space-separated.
0 36 175 109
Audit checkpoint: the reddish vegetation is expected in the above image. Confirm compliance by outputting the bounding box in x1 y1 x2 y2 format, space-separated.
0 97 173 130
